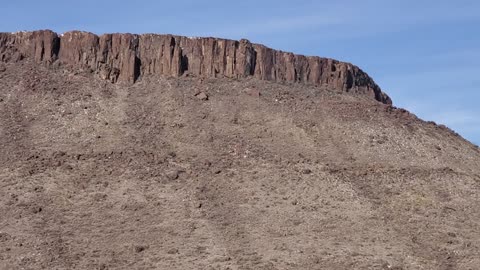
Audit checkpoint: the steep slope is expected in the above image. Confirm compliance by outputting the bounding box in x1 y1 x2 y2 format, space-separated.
0 36 479 270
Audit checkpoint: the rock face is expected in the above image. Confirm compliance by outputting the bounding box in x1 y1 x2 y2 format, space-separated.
0 30 391 104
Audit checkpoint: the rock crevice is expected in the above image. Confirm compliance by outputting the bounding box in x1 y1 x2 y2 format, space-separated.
0 30 391 104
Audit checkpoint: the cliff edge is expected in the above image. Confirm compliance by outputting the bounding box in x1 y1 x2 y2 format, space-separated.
0 30 391 104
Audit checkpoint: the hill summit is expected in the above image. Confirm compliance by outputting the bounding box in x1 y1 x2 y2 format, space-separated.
1 30 391 103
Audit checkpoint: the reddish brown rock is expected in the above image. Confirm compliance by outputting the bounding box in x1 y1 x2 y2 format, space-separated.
245 88 261 97
0 30 391 104
138 34 182 78
59 31 140 83
0 30 59 63
195 92 208 101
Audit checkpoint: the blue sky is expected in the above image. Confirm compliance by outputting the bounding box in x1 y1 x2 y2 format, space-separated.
2 0 479 145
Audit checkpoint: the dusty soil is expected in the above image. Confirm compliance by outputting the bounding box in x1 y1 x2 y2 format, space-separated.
0 61 479 269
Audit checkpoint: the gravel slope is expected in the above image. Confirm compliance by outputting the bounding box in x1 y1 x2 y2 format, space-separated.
0 61 479 269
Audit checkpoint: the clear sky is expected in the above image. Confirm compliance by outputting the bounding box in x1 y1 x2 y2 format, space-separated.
2 0 479 145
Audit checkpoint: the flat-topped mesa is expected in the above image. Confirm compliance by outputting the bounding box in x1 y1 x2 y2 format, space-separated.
0 30 392 104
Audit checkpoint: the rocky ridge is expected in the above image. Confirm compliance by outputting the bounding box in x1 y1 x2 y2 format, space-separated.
0 30 391 104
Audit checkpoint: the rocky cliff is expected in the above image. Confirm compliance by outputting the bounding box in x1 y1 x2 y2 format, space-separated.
0 30 391 104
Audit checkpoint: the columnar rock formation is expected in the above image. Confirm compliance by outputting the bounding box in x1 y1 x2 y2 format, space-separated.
0 30 391 104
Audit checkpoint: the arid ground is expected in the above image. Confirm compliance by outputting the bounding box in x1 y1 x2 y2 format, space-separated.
0 60 479 269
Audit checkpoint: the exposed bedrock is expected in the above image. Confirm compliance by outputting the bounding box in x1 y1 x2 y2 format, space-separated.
0 30 391 104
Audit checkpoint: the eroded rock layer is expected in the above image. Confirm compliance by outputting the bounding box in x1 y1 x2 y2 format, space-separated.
0 30 391 103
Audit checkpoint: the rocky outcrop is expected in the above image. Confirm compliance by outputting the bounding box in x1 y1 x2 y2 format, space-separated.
0 30 391 104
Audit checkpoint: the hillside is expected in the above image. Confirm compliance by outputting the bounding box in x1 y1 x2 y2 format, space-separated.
0 31 479 270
